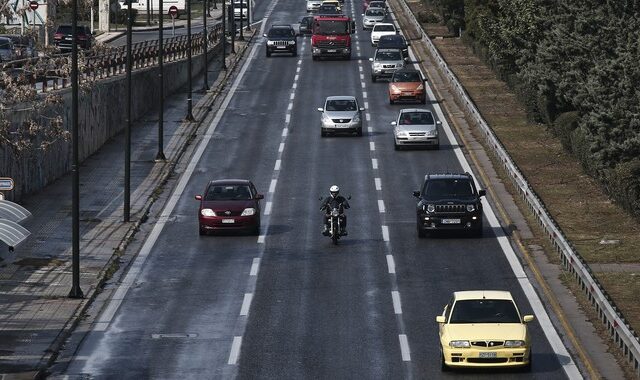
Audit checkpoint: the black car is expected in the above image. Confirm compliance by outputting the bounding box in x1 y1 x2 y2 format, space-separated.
264 25 298 57
299 16 314 35
53 24 94 51
377 34 409 59
413 173 486 237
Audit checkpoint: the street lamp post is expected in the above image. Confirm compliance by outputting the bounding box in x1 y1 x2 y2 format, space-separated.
156 0 166 160
124 0 132 222
68 0 83 299
201 0 209 92
238 0 243 41
221 0 227 70
185 0 194 121
212 0 217 10
246 0 251 32
229 0 235 53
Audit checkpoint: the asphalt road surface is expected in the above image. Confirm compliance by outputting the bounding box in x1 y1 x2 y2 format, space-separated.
60 0 582 377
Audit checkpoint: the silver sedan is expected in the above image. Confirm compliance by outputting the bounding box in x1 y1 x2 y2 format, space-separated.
392 108 441 149
362 8 386 30
318 96 365 137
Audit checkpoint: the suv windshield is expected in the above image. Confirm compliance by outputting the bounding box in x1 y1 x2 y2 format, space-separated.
449 300 521 324
314 20 348 35
268 28 294 38
326 99 357 111
375 50 402 61
374 24 394 32
206 185 252 201
393 71 421 82
423 178 473 197
399 111 434 125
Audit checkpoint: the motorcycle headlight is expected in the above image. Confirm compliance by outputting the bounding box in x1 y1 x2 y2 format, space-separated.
331 209 340 217
449 340 470 348
426 204 435 213
504 340 526 348
241 208 256 216
201 208 216 217
466 204 476 212
390 85 401 93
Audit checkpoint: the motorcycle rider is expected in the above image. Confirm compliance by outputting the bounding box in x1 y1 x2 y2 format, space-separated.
321 185 350 236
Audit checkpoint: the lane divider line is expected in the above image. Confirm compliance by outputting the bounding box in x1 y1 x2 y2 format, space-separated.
240 293 253 316
274 159 281 171
369 141 375 151
378 199 386 213
392 291 403 314
382 225 389 242
375 178 382 190
250 258 260 276
372 158 378 169
386 255 396 274
268 179 277 193
264 201 272 216
227 336 243 365
399 334 411 362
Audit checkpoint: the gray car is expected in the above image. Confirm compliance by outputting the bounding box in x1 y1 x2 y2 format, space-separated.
362 8 386 30
391 108 441 149
0 37 16 62
318 96 365 137
369 48 405 82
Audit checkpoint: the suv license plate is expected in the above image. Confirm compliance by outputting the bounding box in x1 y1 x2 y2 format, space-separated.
222 219 235 224
277 46 286 49
327 49 337 53
479 352 497 358
441 218 460 224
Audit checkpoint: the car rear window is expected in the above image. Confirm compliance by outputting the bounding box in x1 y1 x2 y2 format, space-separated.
57 25 73 34
423 178 474 198
449 299 521 324
392 72 421 82
206 185 252 200
374 24 394 32
326 99 357 111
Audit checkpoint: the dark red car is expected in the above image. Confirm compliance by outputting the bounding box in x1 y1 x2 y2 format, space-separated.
195 179 263 235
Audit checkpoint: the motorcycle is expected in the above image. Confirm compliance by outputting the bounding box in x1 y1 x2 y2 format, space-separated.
320 195 351 245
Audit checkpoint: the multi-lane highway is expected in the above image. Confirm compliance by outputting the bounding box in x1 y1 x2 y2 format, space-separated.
59 0 583 377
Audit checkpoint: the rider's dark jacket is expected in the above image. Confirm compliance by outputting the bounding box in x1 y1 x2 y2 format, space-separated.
320 195 350 213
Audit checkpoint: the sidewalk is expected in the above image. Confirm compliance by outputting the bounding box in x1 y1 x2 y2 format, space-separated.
0 29 254 378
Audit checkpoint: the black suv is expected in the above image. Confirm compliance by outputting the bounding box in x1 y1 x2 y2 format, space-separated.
53 24 94 51
377 34 409 59
264 25 297 57
413 173 486 237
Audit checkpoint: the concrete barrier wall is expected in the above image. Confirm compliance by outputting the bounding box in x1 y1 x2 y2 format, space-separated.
0 42 221 200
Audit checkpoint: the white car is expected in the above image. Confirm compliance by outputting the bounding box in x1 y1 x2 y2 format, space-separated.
391 108 441 150
370 23 396 46
307 0 322 12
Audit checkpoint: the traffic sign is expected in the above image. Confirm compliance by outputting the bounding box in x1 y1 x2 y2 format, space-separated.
0 178 14 191
168 6 178 18
29 1 38 10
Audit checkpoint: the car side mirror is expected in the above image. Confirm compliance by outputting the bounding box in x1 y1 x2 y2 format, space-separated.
317 107 324 112
263 33 267 37
361 13 364 16
523 315 534 323
368 57 373 62
195 195 202 200
359 107 365 111
255 194 264 200
436 315 446 323
479 189 486 197
412 190 420 198
436 121 442 125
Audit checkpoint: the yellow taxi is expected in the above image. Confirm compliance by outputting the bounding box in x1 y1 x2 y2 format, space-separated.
436 290 534 372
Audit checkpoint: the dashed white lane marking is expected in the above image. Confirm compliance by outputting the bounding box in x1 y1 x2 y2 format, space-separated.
292 83 297 89
372 158 378 169
228 336 243 364
290 93 295 100
360 74 364 81
268 179 277 193
282 128 288 137
375 178 382 190
364 101 369 108
264 201 273 216
294 74 299 80
278 143 285 152
274 159 281 171
378 199 386 213
250 258 260 276
257 235 265 244
399 334 411 361
386 255 396 274
240 293 253 316
369 142 375 151
358 66 363 72
366 114 371 122
382 225 389 241
363 91 368 99
285 114 290 124
391 291 402 314
287 103 293 111
296 67 300 73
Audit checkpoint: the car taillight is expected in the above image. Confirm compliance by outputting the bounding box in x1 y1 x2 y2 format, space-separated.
54 33 63 39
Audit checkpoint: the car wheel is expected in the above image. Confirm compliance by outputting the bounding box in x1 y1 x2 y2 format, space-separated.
371 75 377 83
394 142 400 151
321 129 327 137
312 55 317 61
199 225 206 236
441 353 450 372
389 97 395 105
293 49 298 57
421 95 427 104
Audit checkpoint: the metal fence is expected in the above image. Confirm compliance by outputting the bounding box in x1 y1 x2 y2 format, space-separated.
395 0 640 376
1 23 223 93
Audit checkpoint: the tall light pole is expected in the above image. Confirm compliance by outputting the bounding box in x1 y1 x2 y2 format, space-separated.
124 0 132 222
185 0 194 121
68 0 83 299
201 0 209 92
246 0 251 32
237 0 243 41
221 0 226 70
156 0 166 160
229 0 235 53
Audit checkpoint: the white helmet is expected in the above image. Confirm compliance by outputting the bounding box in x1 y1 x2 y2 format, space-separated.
329 185 340 197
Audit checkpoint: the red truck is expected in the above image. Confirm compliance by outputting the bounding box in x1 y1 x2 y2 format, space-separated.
311 15 356 60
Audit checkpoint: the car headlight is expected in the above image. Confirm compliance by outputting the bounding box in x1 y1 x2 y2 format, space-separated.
352 113 361 122
201 208 216 217
426 204 435 213
266 40 274 45
504 340 526 348
241 208 256 216
373 62 381 69
449 340 470 348
288 40 296 45
396 131 408 137
466 204 476 212
427 129 438 137
322 113 331 122
390 85 401 93
417 83 424 90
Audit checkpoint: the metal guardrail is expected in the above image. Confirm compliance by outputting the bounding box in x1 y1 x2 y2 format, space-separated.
395 0 640 376
1 23 223 93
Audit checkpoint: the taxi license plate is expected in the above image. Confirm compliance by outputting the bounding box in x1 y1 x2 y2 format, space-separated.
222 219 235 224
327 49 337 53
479 352 497 358
441 218 460 224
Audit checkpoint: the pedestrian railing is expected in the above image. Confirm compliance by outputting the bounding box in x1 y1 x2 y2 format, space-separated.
1 23 223 93
394 0 640 376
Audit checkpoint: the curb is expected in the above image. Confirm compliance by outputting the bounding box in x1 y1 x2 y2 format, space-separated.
35 31 256 378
